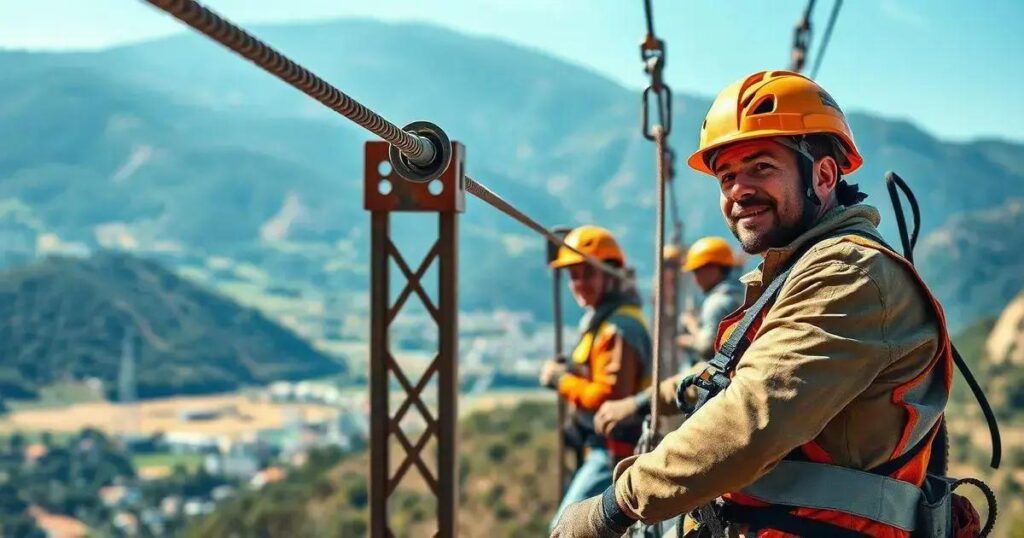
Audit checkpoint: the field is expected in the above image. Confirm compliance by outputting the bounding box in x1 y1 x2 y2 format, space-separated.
134 452 206 477
0 392 339 439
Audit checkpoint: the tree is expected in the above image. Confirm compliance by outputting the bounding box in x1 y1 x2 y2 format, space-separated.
0 483 46 538
8 432 26 456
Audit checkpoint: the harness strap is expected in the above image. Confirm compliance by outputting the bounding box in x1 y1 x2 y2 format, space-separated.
739 460 922 531
721 504 870 538
683 229 891 414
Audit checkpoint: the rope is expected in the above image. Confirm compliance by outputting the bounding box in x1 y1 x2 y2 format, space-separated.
790 0 816 72
810 0 843 78
665 147 683 245
636 1 676 459
141 0 434 164
631 14 677 538
648 127 668 438
952 477 998 537
884 172 1001 469
642 0 656 36
142 0 630 282
465 177 631 281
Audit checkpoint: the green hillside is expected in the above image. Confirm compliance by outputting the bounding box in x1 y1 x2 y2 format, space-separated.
0 252 344 399
187 401 560 537
186 312 1024 537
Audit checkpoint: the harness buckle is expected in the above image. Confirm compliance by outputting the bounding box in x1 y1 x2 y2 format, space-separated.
676 360 732 415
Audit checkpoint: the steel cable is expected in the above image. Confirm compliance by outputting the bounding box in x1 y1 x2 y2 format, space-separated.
142 0 433 163
143 0 631 282
790 0 816 72
465 177 631 281
810 0 843 78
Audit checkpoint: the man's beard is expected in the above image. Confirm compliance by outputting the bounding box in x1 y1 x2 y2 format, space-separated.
728 195 808 254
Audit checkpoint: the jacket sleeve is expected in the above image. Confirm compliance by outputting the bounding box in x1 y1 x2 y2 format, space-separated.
558 327 643 412
614 247 897 523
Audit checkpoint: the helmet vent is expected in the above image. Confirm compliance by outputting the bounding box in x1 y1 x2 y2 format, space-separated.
749 95 776 116
740 91 757 109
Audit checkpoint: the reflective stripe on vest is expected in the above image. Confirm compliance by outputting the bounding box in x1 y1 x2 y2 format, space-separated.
572 305 648 364
740 460 922 531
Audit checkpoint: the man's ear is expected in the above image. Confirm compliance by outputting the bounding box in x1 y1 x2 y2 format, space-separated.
813 156 840 202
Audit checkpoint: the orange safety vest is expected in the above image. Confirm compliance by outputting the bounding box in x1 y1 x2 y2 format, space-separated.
689 233 952 537
567 304 652 457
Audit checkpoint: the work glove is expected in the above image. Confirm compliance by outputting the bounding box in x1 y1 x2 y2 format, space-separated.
550 487 635 538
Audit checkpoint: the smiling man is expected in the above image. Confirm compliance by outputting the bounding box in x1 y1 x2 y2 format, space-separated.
551 71 955 537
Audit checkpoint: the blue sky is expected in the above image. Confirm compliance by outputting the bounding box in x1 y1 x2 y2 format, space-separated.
1 0 1021 142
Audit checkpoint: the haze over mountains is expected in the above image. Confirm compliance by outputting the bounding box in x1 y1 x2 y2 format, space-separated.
1 18 1022 329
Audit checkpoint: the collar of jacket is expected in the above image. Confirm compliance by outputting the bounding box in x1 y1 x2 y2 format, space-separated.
739 203 883 289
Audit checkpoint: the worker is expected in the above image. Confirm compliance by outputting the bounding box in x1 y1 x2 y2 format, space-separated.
539 225 652 533
593 237 743 438
551 70 955 537
676 237 744 361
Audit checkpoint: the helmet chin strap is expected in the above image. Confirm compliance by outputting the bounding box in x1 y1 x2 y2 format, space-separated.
775 137 822 229
774 137 819 201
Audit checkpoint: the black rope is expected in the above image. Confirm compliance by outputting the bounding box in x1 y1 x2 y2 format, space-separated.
810 0 843 78
952 344 1002 469
885 171 1001 469
953 477 999 537
642 0 656 36
885 172 921 261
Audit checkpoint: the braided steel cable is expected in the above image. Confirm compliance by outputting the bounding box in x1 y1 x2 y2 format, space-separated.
810 0 843 78
142 0 434 164
465 177 631 281
790 0 816 72
143 0 632 282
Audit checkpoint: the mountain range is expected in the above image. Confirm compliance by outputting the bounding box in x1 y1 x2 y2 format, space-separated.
1 18 1022 329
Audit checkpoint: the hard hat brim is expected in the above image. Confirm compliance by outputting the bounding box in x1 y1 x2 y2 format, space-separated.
687 127 863 177
550 253 585 269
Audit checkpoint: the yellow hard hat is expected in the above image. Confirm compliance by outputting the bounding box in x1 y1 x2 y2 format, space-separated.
687 70 862 176
662 244 684 264
683 237 737 272
550 225 625 269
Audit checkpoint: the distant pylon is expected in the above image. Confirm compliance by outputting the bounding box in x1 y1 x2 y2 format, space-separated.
117 327 140 437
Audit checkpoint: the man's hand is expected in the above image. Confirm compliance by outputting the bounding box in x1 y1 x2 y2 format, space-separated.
550 492 630 538
539 360 568 389
676 333 695 351
594 397 639 437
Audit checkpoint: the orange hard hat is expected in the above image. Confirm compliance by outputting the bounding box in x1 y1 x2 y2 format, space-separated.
683 236 737 272
550 225 625 269
687 70 863 176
